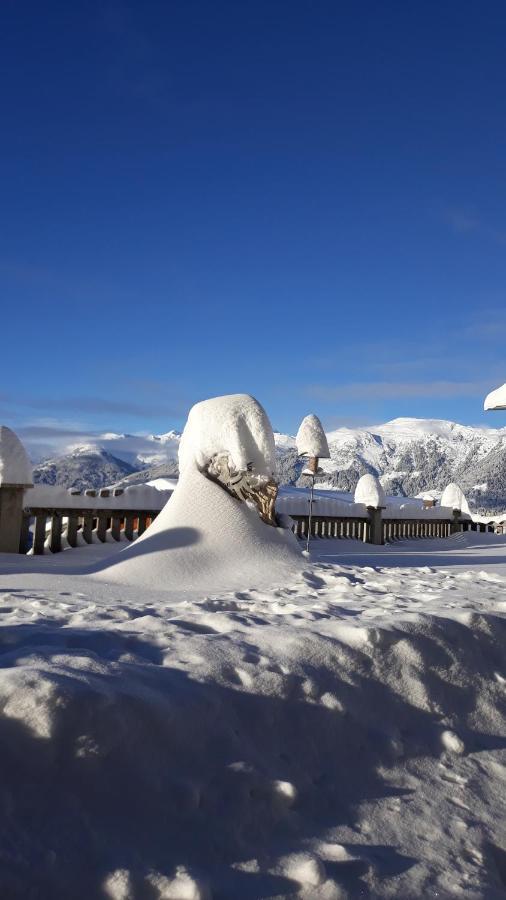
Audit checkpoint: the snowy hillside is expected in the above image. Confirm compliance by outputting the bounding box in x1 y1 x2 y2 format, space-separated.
33 446 138 490
29 418 506 512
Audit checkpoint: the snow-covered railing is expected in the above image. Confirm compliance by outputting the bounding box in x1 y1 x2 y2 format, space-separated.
17 483 174 555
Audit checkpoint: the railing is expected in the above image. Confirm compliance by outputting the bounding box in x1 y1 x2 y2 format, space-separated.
0 479 497 556
22 507 161 555
290 515 371 542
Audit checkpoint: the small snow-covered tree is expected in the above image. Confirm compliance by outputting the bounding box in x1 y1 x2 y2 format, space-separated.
354 473 386 508
295 414 330 460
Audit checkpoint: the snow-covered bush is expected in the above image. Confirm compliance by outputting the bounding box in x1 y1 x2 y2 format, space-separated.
98 394 302 592
179 393 277 479
295 414 330 459
440 482 470 514
0 425 32 486
354 473 386 508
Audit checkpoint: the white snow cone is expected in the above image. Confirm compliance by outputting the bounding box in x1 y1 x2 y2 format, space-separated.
0 425 33 486
354 473 386 508
440 482 470 515
295 414 330 460
96 394 303 592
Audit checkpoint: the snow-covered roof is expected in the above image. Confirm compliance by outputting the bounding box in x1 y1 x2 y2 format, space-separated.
484 383 506 410
354 473 386 508
295 414 330 459
0 426 33 486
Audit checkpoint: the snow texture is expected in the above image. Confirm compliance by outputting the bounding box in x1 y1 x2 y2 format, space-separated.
354 473 386 508
0 534 506 897
98 395 302 592
0 425 33 486
295 414 330 459
178 394 277 479
484 382 506 410
440 482 471 514
26 482 173 510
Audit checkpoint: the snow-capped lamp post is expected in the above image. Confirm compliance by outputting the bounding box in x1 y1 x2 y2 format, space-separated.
295 414 330 552
0 426 33 553
354 473 386 545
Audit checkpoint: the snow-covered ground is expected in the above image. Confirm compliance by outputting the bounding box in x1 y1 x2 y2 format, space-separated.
0 534 505 899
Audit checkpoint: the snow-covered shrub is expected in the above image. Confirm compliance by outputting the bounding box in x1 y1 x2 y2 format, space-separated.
354 473 386 508
97 394 302 592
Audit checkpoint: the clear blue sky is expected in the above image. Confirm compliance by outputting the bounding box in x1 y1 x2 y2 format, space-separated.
2 0 506 442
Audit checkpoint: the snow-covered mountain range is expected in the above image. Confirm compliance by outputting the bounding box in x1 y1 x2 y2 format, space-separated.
31 418 506 513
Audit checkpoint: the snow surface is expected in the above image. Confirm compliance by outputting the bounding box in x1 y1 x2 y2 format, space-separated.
354 473 386 508
0 534 505 897
295 414 330 459
26 482 174 510
440 482 471 515
96 464 302 592
0 425 32 486
484 383 506 411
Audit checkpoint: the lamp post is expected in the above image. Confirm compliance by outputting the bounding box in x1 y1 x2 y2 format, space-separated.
295 414 330 555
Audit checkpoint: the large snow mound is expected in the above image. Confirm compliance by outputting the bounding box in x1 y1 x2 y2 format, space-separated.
97 465 302 591
97 395 302 592
295 414 330 459
0 425 32 486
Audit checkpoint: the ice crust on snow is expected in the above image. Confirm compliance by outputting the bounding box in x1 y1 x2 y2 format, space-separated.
98 395 302 592
0 425 32 486
354 473 386 508
440 482 470 514
484 382 506 410
295 414 330 459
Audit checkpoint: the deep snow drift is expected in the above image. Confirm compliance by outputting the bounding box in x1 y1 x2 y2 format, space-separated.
0 534 505 898
97 394 302 592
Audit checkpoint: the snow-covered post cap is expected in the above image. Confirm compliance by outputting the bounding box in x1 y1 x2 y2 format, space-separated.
484 383 506 410
0 426 33 488
295 414 330 475
440 482 470 515
354 473 386 509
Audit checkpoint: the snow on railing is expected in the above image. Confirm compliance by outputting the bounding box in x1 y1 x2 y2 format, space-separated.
18 483 174 555
0 479 495 556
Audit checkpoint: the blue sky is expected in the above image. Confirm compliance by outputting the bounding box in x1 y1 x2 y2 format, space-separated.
2 0 506 446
